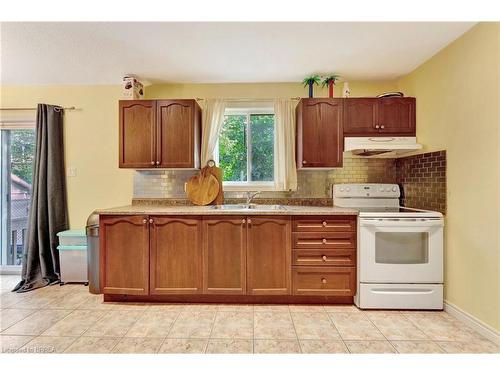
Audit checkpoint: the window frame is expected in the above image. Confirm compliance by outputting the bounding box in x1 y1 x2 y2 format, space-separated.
216 107 277 191
0 118 35 274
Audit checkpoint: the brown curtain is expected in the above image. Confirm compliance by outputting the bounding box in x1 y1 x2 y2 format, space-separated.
12 104 68 293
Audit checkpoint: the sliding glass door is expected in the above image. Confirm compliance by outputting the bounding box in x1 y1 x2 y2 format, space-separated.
0 127 35 271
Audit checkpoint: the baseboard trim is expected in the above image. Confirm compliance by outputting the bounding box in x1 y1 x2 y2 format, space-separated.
444 300 500 345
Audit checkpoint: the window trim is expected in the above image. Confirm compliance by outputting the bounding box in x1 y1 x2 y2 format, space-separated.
217 107 277 191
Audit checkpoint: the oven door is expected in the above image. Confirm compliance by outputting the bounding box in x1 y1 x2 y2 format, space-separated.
359 218 443 283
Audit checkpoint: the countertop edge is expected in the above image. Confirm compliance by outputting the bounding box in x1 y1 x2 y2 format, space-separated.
94 205 359 216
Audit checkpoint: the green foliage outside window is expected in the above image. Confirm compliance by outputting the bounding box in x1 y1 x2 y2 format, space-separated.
10 130 35 184
218 114 274 182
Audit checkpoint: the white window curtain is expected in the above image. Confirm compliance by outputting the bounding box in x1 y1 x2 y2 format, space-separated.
274 98 298 191
200 99 226 166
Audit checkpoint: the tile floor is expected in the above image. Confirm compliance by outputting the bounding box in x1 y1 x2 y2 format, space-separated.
0 275 498 354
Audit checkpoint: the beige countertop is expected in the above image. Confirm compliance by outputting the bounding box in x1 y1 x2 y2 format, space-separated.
95 204 358 216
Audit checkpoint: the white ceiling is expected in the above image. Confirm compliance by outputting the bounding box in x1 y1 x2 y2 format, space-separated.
0 22 475 85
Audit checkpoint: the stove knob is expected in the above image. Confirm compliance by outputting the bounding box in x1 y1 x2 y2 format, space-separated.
392 187 397 192
340 187 344 192
345 187 350 192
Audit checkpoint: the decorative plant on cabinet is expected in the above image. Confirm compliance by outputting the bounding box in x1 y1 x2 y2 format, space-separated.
302 75 321 98
322 74 341 98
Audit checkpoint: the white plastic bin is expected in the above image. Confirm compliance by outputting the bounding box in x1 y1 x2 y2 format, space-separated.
57 230 86 246
57 230 88 284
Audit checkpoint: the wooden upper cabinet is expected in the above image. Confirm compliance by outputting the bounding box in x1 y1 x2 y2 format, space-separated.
157 100 201 168
119 100 156 168
377 97 415 135
296 98 343 168
343 98 378 136
119 99 201 169
100 215 149 295
149 216 202 295
202 217 247 294
247 217 291 295
343 97 416 136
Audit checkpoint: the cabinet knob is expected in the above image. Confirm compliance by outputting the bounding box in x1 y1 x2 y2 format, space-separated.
322 238 327 244
322 255 327 261
150 161 155 165
247 218 252 224
322 221 327 227
155 161 160 165
375 125 380 129
321 278 327 284
149 219 153 224
142 219 147 224
380 125 385 129
302 160 307 164
242 219 246 224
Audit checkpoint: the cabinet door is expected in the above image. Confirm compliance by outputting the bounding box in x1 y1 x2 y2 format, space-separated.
377 97 416 135
202 217 247 294
150 216 202 294
247 217 291 295
119 100 156 168
343 98 378 135
100 215 149 295
297 99 343 168
156 100 200 168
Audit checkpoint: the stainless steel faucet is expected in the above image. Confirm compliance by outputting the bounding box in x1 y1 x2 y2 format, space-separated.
246 191 261 205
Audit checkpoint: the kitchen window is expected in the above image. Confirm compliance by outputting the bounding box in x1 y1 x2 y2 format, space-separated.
217 107 275 190
0 120 36 273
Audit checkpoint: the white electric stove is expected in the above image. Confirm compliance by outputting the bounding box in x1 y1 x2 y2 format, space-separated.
333 183 444 310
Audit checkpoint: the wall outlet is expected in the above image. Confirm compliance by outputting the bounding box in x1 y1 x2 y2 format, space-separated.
67 167 77 177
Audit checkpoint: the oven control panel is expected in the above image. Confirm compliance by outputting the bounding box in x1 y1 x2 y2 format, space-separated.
333 184 400 198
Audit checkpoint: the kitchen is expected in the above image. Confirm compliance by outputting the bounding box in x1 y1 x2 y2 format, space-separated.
0 11 498 368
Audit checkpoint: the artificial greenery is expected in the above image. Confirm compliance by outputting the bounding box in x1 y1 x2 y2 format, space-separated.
321 74 341 87
302 75 321 87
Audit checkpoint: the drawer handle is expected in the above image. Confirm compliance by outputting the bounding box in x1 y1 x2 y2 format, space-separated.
321 278 327 284
322 221 327 227
322 255 327 261
150 161 155 165
142 219 147 224
322 238 327 244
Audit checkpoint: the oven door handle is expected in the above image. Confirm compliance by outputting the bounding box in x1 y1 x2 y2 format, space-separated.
370 288 436 295
360 218 444 227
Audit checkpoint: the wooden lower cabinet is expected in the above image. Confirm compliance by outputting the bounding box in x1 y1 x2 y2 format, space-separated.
100 215 150 295
202 217 247 294
150 216 202 294
247 217 291 295
100 214 357 300
292 266 356 296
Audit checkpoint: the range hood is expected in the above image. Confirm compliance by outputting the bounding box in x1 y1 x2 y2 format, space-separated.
344 137 422 158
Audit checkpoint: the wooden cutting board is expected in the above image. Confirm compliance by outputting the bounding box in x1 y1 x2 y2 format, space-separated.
205 161 224 205
186 167 220 206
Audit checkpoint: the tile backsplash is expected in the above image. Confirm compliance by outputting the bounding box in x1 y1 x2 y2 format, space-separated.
396 150 447 214
133 157 397 199
133 152 447 214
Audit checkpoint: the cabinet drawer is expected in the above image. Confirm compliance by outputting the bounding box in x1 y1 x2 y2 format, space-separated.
292 232 356 249
292 216 356 232
293 266 356 296
292 249 356 267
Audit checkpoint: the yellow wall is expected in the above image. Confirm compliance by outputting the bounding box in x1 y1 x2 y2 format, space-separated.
398 22 500 331
1 81 396 228
145 81 397 99
1 85 134 228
